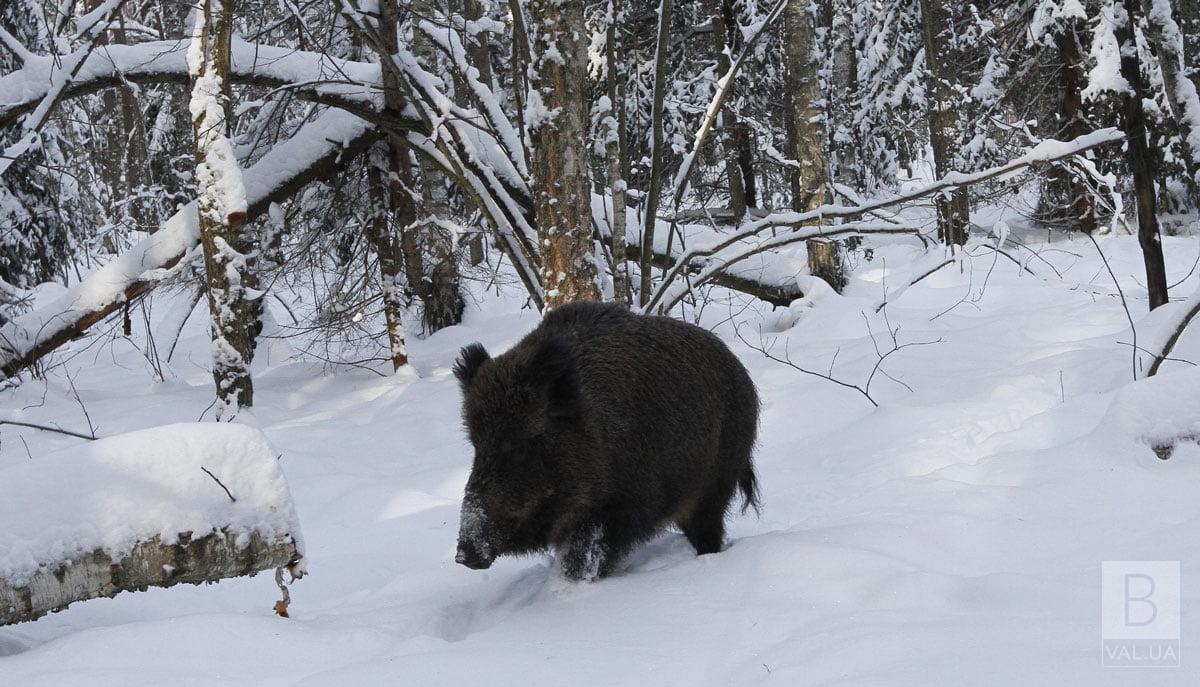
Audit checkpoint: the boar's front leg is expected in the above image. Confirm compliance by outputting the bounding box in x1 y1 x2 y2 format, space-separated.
558 523 629 581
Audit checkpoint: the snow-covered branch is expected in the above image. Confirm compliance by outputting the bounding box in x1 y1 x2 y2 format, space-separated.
639 128 1126 314
0 109 378 378
0 0 132 177
0 39 414 133
1141 282 1200 377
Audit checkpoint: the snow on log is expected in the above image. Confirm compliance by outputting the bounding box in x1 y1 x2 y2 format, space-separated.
0 423 304 626
0 109 378 378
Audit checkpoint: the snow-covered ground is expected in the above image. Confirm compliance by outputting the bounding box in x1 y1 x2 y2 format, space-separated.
3 227 1200 685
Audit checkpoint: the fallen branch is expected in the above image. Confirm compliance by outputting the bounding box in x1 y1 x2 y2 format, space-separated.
0 39 418 134
737 314 942 407
1144 283 1200 377
647 221 922 315
873 257 956 313
0 419 96 441
614 231 803 307
640 128 1125 314
0 0 132 177
0 110 378 379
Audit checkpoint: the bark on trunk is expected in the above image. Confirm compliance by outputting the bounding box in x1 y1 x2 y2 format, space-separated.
189 0 259 415
1043 22 1099 232
459 0 493 265
637 0 674 306
783 0 829 214
918 0 971 246
367 143 409 371
527 0 601 308
1177 0 1200 95
705 0 747 220
391 0 465 333
411 0 466 330
0 529 300 626
783 0 845 291
807 238 846 291
605 6 631 305
1115 0 1169 309
1144 0 1200 199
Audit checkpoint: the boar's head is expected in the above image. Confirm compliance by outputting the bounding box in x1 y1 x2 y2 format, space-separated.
451 337 581 570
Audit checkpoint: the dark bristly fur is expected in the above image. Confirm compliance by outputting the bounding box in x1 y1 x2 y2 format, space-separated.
454 301 760 581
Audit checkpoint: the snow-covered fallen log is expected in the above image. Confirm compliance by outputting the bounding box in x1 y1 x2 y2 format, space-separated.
0 109 377 379
0 423 304 626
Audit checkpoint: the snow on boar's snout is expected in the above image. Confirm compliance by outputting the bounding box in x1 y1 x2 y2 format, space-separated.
455 492 497 570
452 301 760 581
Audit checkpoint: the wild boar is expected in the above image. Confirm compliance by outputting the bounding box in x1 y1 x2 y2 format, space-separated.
453 300 759 580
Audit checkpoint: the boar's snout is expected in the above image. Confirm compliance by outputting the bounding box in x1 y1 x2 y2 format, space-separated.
456 491 498 570
455 540 495 570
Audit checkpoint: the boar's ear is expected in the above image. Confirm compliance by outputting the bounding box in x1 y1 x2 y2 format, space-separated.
453 343 491 389
529 336 580 424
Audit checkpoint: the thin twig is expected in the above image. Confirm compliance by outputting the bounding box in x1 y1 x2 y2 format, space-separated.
65 369 97 438
1084 232 1138 379
200 466 237 503
0 419 96 440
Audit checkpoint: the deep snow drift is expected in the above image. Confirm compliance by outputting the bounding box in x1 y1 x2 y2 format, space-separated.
2 226 1200 685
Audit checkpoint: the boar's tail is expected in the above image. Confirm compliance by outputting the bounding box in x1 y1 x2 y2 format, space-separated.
738 464 761 516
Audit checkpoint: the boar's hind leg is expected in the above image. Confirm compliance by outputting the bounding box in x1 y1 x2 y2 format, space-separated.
679 489 731 555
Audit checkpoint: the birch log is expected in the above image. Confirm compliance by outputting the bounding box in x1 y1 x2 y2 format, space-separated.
0 423 306 626
1 530 301 626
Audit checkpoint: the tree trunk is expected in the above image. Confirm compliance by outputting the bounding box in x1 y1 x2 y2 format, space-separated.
189 0 259 415
784 0 844 291
459 0 493 265
637 0 674 306
705 0 747 220
605 5 630 305
394 0 465 333
367 143 409 371
1178 0 1200 93
918 0 970 246
721 0 757 209
1 529 299 626
1042 19 1099 232
527 0 601 308
1144 0 1200 200
807 238 846 291
1115 0 1169 309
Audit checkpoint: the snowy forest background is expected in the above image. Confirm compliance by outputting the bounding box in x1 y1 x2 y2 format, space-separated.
5 0 1200 683
6 0 1200 396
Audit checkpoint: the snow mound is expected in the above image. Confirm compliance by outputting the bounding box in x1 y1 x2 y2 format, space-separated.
0 423 303 586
